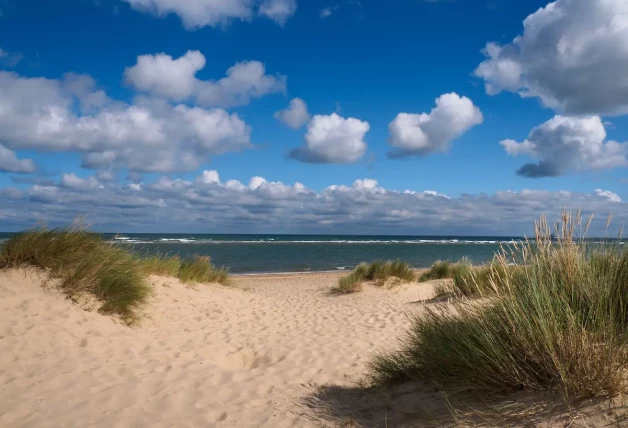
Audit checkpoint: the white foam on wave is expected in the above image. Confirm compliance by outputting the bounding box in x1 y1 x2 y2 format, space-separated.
106 237 527 245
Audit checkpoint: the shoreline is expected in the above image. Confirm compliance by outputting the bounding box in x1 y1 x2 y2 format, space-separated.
231 269 349 277
231 267 430 277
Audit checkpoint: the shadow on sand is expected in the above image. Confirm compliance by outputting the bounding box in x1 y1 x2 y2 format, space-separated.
300 380 628 427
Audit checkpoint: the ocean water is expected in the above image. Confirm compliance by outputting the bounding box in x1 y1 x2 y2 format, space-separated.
0 232 531 274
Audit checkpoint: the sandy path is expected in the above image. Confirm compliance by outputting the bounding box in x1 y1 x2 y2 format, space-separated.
0 269 438 427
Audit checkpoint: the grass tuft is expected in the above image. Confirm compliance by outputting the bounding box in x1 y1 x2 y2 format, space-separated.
418 258 471 282
0 226 150 325
333 260 416 293
138 254 182 277
0 226 231 323
138 254 230 285
177 255 230 285
370 210 628 402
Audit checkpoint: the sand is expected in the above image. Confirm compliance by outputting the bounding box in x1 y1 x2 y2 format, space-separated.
1 269 625 427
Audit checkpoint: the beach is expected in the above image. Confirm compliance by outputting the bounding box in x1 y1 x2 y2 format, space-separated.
2 265 627 427
0 268 441 427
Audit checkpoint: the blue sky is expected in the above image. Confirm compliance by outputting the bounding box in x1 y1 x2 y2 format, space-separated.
0 0 627 234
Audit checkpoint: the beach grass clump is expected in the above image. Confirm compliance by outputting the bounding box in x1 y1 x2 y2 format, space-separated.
333 263 370 294
369 211 628 401
138 254 230 285
450 261 525 297
0 227 231 323
177 255 230 285
367 260 416 284
138 254 182 277
0 226 150 324
418 258 472 282
333 260 416 293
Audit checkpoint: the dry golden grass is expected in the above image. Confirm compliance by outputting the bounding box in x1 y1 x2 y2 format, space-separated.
0 226 230 323
332 260 416 294
0 226 150 324
418 258 471 282
138 254 230 285
371 211 628 404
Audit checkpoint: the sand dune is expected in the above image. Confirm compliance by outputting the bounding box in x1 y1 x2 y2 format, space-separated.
2 269 625 427
0 268 443 427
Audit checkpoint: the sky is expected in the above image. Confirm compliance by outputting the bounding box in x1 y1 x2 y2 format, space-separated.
0 0 627 235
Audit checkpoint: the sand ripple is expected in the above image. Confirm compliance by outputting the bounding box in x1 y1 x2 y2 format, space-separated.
0 269 438 427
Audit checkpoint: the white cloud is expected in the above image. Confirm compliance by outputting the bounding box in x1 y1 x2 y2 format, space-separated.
124 50 206 100
320 7 332 18
289 113 370 163
501 115 628 177
474 0 628 115
0 71 252 173
122 0 296 29
248 176 266 190
125 52 286 107
0 144 35 174
60 173 104 190
388 93 483 158
258 0 297 25
595 189 621 203
1 170 625 235
195 169 220 184
195 60 286 107
274 98 310 129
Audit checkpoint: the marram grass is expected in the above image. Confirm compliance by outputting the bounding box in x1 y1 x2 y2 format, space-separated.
177 256 230 285
0 226 150 325
0 226 230 324
138 254 230 285
418 258 472 282
370 211 628 402
333 260 416 294
419 257 527 297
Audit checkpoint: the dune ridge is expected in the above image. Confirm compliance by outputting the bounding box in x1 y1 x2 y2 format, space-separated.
0 268 438 427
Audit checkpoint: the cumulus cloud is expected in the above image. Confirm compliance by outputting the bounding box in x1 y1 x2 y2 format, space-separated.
195 60 286 107
0 170 625 235
289 113 370 163
0 144 36 173
124 50 206 100
61 173 104 190
258 0 297 25
195 169 220 184
388 93 483 158
474 0 628 115
0 71 252 173
274 98 310 129
125 52 286 107
501 115 628 178
122 0 296 29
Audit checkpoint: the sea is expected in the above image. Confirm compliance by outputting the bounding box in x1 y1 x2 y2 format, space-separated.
0 232 533 274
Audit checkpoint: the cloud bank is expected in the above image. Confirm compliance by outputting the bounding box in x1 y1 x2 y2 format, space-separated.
0 171 623 235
